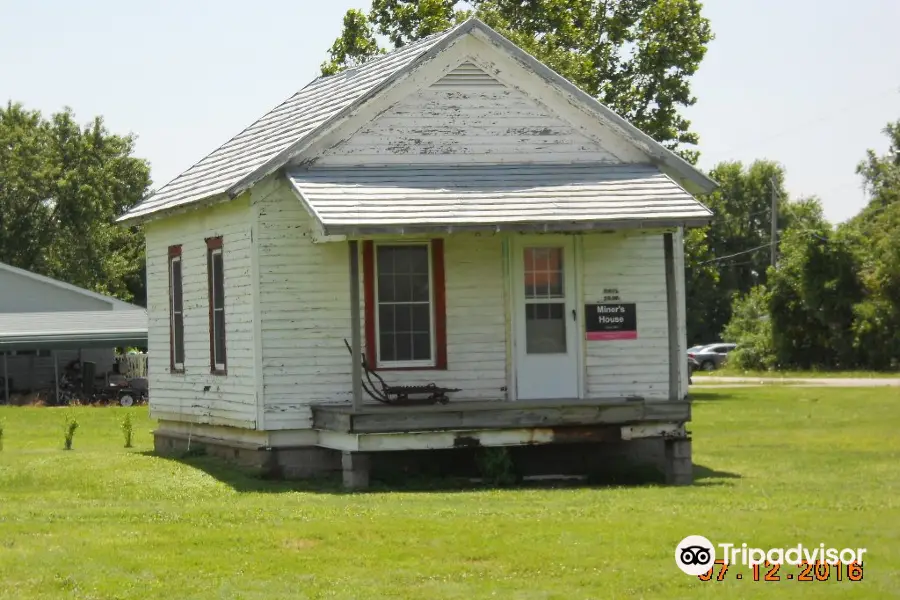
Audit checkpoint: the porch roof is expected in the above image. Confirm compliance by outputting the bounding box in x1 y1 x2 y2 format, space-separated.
285 164 713 236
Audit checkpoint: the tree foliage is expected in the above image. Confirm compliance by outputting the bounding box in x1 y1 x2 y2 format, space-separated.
725 121 900 371
686 160 788 344
722 285 774 371
321 0 713 160
0 102 150 303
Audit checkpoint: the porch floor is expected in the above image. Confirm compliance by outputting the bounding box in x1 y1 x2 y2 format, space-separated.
312 397 691 434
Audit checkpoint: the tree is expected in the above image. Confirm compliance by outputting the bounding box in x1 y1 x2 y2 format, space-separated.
685 160 788 344
321 0 713 160
722 285 774 371
768 217 862 369
0 102 150 303
722 121 900 371
844 120 900 368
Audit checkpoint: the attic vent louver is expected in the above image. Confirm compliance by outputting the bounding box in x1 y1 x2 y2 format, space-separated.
430 62 505 89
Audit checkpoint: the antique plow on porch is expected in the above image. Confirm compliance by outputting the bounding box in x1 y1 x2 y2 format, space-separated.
344 339 459 405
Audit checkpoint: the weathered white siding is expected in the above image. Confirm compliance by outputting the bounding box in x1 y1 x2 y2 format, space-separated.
315 61 623 167
254 180 507 430
144 197 257 427
582 231 671 400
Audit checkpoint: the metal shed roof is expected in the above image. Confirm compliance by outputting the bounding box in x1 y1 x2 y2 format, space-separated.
285 164 713 235
0 310 147 351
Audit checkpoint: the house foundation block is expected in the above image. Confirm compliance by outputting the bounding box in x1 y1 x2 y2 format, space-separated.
152 430 341 480
664 438 694 485
342 451 372 490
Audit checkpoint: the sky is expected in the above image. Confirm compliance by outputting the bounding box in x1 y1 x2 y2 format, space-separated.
1 0 898 223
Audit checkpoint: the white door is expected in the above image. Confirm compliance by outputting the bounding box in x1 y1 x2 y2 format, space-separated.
513 237 580 400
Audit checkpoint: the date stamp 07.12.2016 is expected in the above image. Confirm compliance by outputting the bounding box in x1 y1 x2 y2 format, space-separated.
676 535 866 583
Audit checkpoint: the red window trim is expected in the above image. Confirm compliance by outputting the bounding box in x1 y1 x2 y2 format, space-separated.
362 239 447 371
168 245 184 374
206 236 227 375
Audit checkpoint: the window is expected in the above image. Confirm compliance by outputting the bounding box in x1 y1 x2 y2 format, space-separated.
363 240 446 369
206 237 226 374
523 247 567 354
168 245 184 372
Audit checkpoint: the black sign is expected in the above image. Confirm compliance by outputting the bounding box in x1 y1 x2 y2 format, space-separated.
585 303 637 340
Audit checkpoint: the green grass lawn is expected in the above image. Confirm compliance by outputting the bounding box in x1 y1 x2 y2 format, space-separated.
693 368 900 379
1 388 898 599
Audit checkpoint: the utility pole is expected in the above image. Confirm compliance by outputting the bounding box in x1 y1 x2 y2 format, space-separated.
769 178 778 268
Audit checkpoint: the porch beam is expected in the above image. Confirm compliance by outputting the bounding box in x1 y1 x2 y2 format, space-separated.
348 240 364 411
663 232 680 401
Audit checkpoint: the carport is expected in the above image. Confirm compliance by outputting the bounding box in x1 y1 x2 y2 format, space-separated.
0 310 147 404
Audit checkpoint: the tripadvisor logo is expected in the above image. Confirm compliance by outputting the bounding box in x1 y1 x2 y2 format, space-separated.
675 535 716 576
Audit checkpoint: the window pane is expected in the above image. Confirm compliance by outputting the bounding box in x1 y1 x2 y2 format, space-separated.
411 274 430 302
395 304 412 332
379 334 396 362
394 275 412 302
378 275 395 302
214 310 226 365
378 305 395 333
174 313 185 364
525 302 566 354
172 260 183 309
411 304 430 331
213 252 225 310
412 333 431 361
395 334 412 361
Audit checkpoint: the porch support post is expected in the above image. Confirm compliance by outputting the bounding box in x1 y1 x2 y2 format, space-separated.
2 352 8 404
348 240 364 411
53 350 59 405
663 232 679 401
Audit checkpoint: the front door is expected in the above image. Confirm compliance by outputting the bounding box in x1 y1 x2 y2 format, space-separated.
513 237 580 400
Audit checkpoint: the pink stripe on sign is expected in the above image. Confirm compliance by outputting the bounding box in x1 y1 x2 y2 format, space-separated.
586 331 638 341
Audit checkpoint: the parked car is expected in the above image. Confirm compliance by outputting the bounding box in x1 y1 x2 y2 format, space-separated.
687 356 700 384
688 343 737 371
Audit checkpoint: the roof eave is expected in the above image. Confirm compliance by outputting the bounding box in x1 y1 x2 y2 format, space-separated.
320 215 713 237
117 191 233 226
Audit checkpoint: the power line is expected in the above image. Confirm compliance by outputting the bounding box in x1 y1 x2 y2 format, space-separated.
696 242 774 266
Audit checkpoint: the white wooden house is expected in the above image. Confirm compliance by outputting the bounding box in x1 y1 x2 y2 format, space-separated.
119 19 715 487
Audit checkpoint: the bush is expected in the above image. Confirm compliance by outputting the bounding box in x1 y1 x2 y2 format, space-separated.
723 286 776 370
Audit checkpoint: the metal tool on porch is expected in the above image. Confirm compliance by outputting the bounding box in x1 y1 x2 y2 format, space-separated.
343 339 459 405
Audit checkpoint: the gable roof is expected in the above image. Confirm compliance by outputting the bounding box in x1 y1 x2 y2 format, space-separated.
119 18 716 224
0 261 140 311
